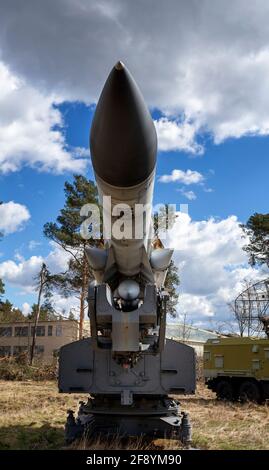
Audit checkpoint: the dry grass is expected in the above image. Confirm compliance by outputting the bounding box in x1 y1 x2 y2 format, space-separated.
0 380 268 450
181 383 269 450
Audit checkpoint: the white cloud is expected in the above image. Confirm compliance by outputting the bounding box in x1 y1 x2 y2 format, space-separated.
159 169 204 185
14 252 25 263
22 302 31 316
0 201 30 234
203 187 214 193
0 247 79 315
0 243 80 315
1 1 269 150
0 255 44 289
73 147 91 158
154 118 203 154
0 62 88 174
162 213 268 326
178 294 214 318
50 294 80 317
45 243 72 274
28 240 42 251
180 190 197 201
0 243 70 291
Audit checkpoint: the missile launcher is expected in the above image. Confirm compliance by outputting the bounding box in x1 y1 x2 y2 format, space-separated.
59 62 195 444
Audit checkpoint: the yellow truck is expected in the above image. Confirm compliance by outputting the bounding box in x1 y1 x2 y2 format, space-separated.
203 337 269 403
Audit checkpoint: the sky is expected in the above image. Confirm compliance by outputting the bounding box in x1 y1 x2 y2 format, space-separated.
0 0 268 329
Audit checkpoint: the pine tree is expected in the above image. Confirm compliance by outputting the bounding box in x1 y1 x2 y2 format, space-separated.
44 175 100 338
241 213 269 267
68 310 76 321
0 300 25 322
164 259 180 317
0 279 4 300
153 207 180 317
28 302 58 321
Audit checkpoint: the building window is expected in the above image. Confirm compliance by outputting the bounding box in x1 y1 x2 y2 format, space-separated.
264 349 269 359
48 325 53 336
56 325 62 337
252 359 260 370
13 346 28 356
14 326 29 337
0 327 12 337
31 326 45 337
204 351 211 361
0 346 11 357
34 345 44 355
215 355 224 368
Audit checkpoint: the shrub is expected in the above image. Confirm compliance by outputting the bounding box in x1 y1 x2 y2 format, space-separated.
0 355 57 381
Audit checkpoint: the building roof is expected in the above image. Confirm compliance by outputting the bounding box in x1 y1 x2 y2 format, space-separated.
166 323 222 343
206 337 269 345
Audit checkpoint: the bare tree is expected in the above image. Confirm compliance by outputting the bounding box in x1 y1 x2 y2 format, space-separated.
228 301 246 337
179 312 193 342
30 263 50 365
208 314 238 336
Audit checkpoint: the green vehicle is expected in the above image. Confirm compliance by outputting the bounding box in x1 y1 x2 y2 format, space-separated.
204 337 269 403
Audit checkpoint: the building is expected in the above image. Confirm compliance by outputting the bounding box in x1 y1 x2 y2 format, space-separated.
166 323 223 356
0 319 222 361
0 320 83 362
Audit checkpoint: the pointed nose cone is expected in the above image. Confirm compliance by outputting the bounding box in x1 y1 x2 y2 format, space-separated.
90 62 157 187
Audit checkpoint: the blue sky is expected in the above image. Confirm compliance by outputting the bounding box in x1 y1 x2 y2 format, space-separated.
1 101 268 315
0 0 268 327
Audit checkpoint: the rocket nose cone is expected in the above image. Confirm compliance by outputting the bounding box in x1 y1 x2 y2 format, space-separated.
90 62 157 187
114 60 125 70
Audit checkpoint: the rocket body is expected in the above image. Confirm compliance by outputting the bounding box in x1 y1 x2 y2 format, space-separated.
89 62 158 280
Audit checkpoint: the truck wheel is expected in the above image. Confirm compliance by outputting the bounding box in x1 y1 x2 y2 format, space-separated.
215 380 233 401
239 381 261 403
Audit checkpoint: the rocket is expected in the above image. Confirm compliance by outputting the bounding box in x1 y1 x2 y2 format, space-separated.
86 61 173 354
87 61 172 285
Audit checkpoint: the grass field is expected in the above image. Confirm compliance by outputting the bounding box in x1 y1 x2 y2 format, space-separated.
0 380 268 450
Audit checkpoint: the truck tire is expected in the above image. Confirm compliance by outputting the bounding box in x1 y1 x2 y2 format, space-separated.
239 381 261 403
215 380 233 401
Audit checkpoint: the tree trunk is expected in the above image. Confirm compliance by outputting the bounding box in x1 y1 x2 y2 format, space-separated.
30 266 46 365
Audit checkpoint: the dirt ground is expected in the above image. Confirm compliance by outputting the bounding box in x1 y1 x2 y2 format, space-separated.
0 380 268 450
